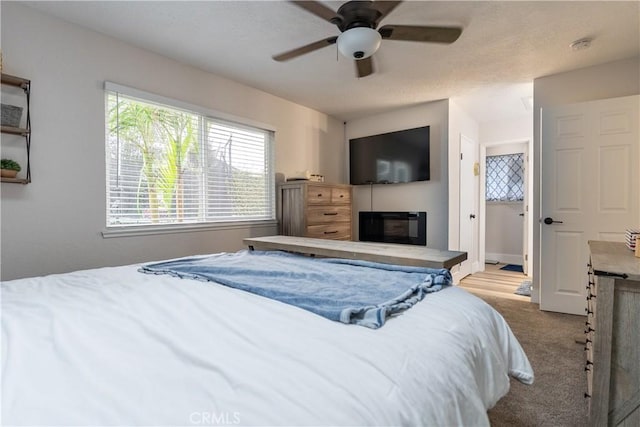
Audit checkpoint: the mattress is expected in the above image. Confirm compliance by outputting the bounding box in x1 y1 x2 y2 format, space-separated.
1 257 533 426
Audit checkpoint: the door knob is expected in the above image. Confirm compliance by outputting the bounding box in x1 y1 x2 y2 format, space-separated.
543 217 563 225
470 214 476 219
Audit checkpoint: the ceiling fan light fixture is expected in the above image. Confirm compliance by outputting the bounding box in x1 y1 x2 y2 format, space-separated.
337 27 381 60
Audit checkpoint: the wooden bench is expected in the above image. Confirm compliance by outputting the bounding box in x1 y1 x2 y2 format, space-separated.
244 235 467 270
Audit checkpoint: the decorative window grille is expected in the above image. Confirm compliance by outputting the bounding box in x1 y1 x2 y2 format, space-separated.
105 86 274 228
485 153 524 202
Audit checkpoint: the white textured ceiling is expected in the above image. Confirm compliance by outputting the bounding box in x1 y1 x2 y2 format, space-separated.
24 1 640 122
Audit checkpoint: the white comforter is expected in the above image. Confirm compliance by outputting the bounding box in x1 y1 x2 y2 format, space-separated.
2 260 533 426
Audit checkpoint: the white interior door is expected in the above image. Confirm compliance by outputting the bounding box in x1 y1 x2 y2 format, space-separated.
540 95 639 315
458 134 477 278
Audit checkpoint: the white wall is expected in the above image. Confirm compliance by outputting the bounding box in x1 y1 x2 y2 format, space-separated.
345 100 449 250
480 116 533 145
532 56 640 302
0 3 344 280
485 203 523 263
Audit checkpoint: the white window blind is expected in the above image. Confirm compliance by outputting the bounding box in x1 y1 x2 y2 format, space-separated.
106 88 274 228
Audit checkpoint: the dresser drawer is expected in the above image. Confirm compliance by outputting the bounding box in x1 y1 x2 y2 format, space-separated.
331 187 351 204
306 185 332 204
306 223 351 240
306 206 351 224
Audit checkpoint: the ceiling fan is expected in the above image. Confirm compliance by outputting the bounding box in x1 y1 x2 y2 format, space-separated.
272 0 463 78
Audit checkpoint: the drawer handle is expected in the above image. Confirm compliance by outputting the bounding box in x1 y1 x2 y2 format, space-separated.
317 193 323 197
324 230 338 235
323 212 338 216
339 194 344 198
593 270 628 279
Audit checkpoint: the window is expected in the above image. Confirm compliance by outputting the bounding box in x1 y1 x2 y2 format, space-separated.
105 84 274 229
485 153 524 202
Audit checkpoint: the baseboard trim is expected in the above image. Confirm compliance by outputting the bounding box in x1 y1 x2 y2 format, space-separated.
486 252 523 266
472 261 481 273
452 270 465 285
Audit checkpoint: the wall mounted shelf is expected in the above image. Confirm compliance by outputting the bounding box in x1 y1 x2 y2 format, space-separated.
1 72 31 184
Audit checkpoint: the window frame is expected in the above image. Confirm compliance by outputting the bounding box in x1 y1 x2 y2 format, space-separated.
102 82 277 238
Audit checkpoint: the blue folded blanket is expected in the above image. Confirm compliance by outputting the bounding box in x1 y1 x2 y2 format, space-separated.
140 250 452 329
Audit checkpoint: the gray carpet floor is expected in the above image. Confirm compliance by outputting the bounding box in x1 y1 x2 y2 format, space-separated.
483 295 589 426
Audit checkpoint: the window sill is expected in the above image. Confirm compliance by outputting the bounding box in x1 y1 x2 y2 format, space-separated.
486 200 524 205
102 219 278 239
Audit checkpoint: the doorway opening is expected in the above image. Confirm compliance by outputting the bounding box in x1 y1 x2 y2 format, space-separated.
459 262 530 301
479 140 532 293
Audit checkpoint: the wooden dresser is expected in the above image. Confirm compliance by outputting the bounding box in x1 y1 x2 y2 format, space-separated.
586 240 640 426
277 181 352 241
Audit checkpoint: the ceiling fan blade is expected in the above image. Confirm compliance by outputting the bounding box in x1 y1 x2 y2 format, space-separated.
355 56 374 78
289 0 338 23
273 36 338 62
373 1 402 25
379 25 462 44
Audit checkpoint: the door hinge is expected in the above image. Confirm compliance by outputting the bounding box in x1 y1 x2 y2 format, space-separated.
525 254 528 261
460 153 463 160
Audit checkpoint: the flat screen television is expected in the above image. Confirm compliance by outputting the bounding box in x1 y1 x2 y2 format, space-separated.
349 126 430 185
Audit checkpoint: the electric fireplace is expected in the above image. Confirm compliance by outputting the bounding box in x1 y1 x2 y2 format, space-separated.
359 211 426 246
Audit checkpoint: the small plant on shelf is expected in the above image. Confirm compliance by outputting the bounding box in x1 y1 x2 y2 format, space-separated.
1 158 21 178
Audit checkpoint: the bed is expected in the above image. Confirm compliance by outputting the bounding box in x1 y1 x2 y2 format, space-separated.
1 245 533 426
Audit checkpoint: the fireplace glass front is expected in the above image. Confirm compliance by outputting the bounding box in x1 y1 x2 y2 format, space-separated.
359 211 426 246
